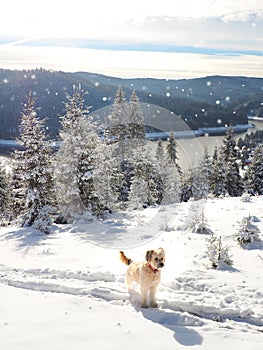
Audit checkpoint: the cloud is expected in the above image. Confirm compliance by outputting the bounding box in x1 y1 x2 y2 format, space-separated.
0 45 262 79
1 0 262 79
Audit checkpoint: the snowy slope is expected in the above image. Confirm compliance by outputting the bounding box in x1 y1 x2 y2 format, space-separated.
0 196 263 349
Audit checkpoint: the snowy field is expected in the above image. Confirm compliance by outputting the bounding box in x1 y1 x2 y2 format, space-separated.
0 196 263 349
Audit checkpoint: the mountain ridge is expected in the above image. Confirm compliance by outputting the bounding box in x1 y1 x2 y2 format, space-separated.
1 68 262 139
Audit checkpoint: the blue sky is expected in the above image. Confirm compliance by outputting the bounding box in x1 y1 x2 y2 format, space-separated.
0 0 263 79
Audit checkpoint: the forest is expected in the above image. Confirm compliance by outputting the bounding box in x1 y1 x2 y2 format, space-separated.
1 68 259 139
0 85 262 233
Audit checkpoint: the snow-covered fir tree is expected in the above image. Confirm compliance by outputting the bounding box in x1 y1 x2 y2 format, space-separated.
192 146 211 200
210 146 227 197
161 162 181 204
220 127 238 162
0 165 8 219
129 154 159 207
155 139 165 164
109 86 128 162
128 90 145 149
246 144 263 195
55 85 101 221
180 168 194 202
11 92 54 231
206 235 233 269
128 174 148 209
166 132 182 175
92 142 120 215
220 127 243 196
235 215 260 246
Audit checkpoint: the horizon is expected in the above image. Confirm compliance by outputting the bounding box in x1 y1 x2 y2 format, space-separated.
1 65 263 81
0 1 263 79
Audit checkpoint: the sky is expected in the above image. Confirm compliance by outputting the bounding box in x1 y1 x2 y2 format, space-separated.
0 0 263 79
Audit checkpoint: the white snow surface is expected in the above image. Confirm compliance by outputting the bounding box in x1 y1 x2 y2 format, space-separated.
0 196 263 349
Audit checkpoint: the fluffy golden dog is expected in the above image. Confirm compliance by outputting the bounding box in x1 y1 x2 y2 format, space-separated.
119 248 165 308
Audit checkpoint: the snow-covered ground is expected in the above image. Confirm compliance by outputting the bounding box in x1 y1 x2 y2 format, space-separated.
0 196 263 349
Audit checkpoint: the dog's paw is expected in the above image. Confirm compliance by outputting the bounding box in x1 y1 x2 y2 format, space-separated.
150 303 158 308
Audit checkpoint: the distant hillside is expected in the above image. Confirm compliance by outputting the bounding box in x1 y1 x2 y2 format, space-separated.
0 68 255 139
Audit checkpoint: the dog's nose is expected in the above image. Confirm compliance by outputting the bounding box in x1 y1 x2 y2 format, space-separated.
160 262 164 268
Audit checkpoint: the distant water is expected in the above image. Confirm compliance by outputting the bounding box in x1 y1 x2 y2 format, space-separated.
1 121 262 169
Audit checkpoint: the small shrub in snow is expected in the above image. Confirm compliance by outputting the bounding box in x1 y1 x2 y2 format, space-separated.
240 192 252 202
185 204 212 234
160 214 174 232
33 206 52 234
206 235 233 269
235 215 260 246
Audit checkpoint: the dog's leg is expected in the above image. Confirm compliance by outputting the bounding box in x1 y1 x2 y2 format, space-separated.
149 284 158 308
140 286 148 308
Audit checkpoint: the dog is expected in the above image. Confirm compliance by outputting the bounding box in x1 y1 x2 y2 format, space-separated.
119 248 165 308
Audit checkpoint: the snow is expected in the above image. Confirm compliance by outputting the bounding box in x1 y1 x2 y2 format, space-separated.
1 196 263 349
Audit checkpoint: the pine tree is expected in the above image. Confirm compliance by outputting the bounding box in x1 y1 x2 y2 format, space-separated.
220 127 243 196
55 85 103 221
11 92 54 231
128 90 145 149
180 168 194 202
110 86 128 162
206 236 233 269
210 146 227 197
220 127 238 162
155 139 165 164
0 165 8 220
246 144 263 195
92 142 120 214
129 155 159 207
161 162 181 204
235 215 260 246
192 146 211 199
166 132 182 175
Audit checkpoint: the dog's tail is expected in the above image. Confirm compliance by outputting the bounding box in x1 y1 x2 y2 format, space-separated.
119 251 132 266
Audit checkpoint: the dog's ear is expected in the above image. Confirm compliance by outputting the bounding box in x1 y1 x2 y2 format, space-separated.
145 250 154 262
158 247 165 257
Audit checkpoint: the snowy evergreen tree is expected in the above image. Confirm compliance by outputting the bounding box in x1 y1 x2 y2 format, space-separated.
128 90 145 149
166 132 182 175
220 127 238 162
180 168 194 202
210 146 227 197
206 235 233 269
93 142 120 214
219 127 243 196
161 162 181 205
11 92 54 230
55 85 101 221
0 165 9 221
155 139 165 164
246 144 263 195
192 146 211 199
128 174 148 209
109 86 128 162
129 154 159 207
235 215 260 246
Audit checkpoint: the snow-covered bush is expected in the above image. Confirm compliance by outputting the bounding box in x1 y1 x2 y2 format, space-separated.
240 192 252 202
33 206 52 234
235 215 260 246
206 235 233 269
184 201 212 234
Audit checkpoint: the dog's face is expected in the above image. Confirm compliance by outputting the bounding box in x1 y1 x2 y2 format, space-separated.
145 248 165 269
